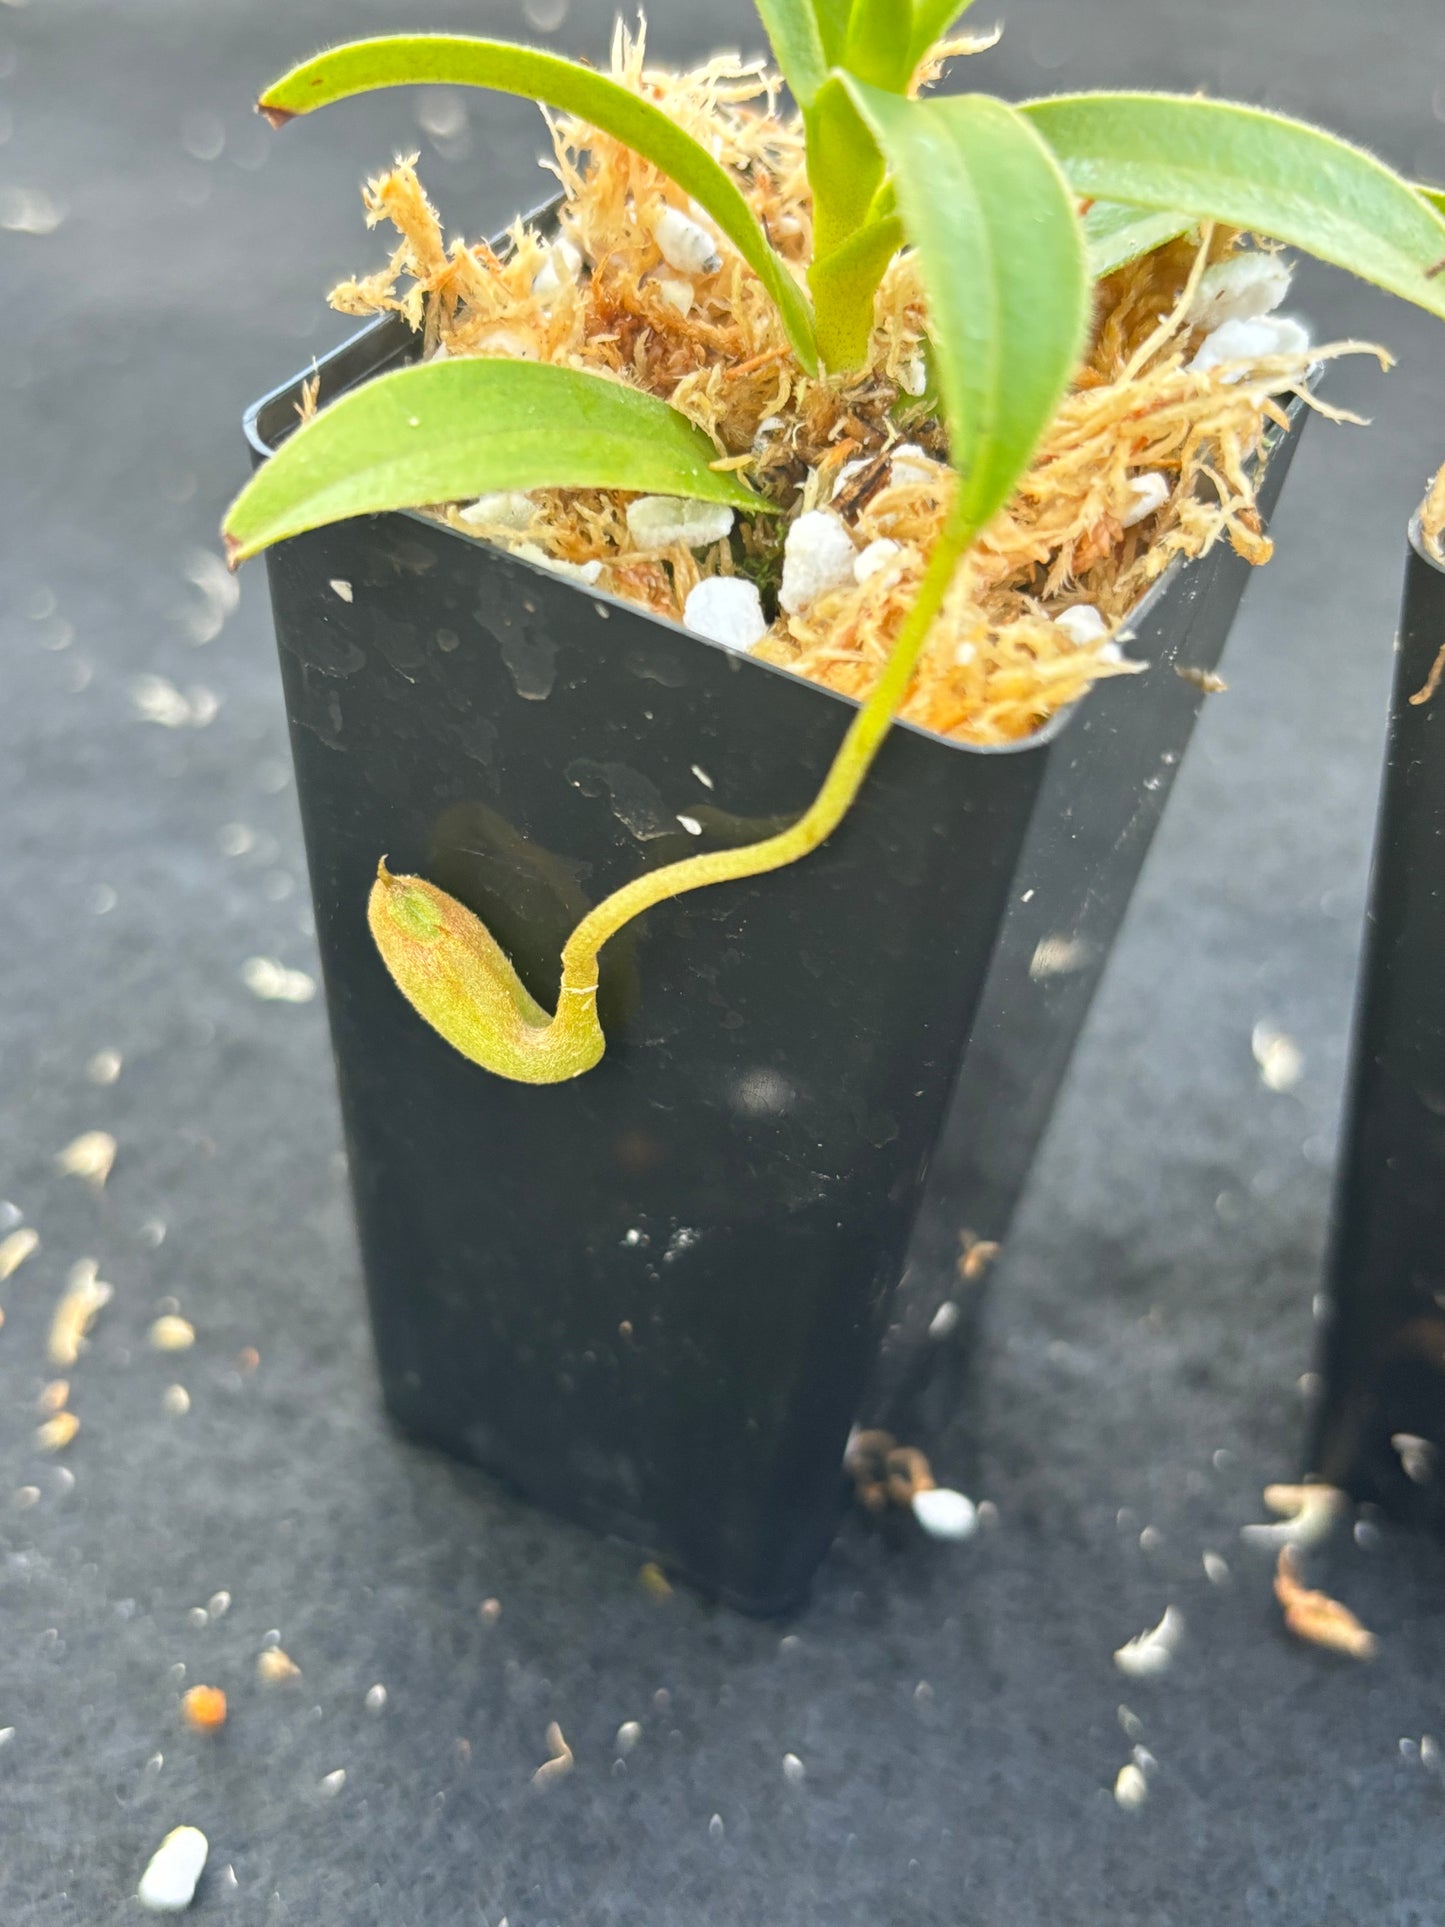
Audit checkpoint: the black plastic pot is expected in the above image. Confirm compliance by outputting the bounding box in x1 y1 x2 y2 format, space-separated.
1313 511 1445 1519
246 315 1308 1612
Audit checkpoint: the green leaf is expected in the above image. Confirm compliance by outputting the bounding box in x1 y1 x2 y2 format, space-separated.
810 213 904 368
907 0 979 69
750 0 828 104
843 0 916 91
1083 200 1195 279
223 359 769 564
806 74 887 269
1023 93 1445 323
843 83 1090 540
259 35 817 370
1419 181 1445 220
812 0 857 67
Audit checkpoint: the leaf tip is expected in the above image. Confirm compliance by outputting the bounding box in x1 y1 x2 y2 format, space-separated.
222 530 245 573
256 99 295 130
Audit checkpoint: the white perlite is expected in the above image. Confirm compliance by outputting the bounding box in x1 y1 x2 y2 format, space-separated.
138 1826 209 1912
626 496 735 550
1053 604 1109 647
532 234 581 298
1188 251 1293 332
1121 473 1171 528
458 492 535 532
779 510 856 614
511 543 603 586
1189 314 1311 382
911 1487 978 1541
889 443 939 488
1113 1762 1149 1810
651 205 720 277
683 576 768 651
854 537 902 585
1113 1605 1185 1679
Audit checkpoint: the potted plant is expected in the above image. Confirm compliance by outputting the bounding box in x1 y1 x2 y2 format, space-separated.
226 3 1445 1610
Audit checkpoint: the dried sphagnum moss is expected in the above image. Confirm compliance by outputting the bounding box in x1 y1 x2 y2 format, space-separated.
328 20 1381 746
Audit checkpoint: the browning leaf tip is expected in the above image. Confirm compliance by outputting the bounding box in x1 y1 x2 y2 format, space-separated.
256 100 295 130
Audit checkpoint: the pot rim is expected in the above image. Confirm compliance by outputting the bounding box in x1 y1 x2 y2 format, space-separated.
243 312 1306 765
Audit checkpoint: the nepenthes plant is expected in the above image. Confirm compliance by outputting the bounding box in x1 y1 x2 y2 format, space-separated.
224 2 1445 1085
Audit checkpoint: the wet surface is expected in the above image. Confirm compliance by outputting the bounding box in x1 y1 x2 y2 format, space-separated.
3 0 1445 1920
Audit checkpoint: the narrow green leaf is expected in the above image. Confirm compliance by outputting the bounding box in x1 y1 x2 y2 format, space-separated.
810 213 905 369
223 360 769 564
1023 93 1445 323
750 0 828 104
806 75 887 269
843 83 1091 541
812 0 857 67
259 36 817 370
1083 200 1195 279
1419 182 1445 220
907 0 979 69
843 0 916 91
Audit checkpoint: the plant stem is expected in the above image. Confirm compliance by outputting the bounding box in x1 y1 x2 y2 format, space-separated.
557 502 976 991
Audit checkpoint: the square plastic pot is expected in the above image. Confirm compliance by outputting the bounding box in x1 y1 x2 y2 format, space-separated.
245 315 1307 1612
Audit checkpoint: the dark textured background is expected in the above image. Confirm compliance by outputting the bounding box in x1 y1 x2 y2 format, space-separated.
4 1 1445 1920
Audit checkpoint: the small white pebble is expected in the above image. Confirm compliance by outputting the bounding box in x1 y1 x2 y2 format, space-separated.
1202 1551 1231 1586
531 234 581 297
953 641 977 667
150 1316 195 1353
782 1752 806 1784
653 276 694 316
365 1683 388 1713
682 575 767 651
138 1825 209 1913
1422 1735 1441 1771
1188 252 1293 331
1118 1705 1144 1741
186 1607 208 1630
241 957 317 1004
511 542 603 586
1252 1021 1305 1093
319 1768 347 1797
207 1591 231 1619
162 1385 192 1418
0 1226 39 1280
779 510 856 615
457 492 535 532
0 1727 13 1747
1240 1483 1343 1550
888 443 938 488
928 1300 960 1340
1122 472 1171 528
1113 1605 1184 1678
676 814 703 836
616 1721 642 1755
328 579 353 603
55 1130 117 1188
1113 1762 1149 1809
1393 1433 1435 1483
854 537 902 585
708 1812 725 1840
651 205 720 277
626 496 735 550
911 1487 978 1541
15 1486 40 1510
1400 1736 1420 1761
1053 604 1109 647
1189 315 1311 382
86 1048 123 1085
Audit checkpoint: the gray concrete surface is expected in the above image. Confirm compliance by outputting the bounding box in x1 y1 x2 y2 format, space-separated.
2 0 1444 1920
